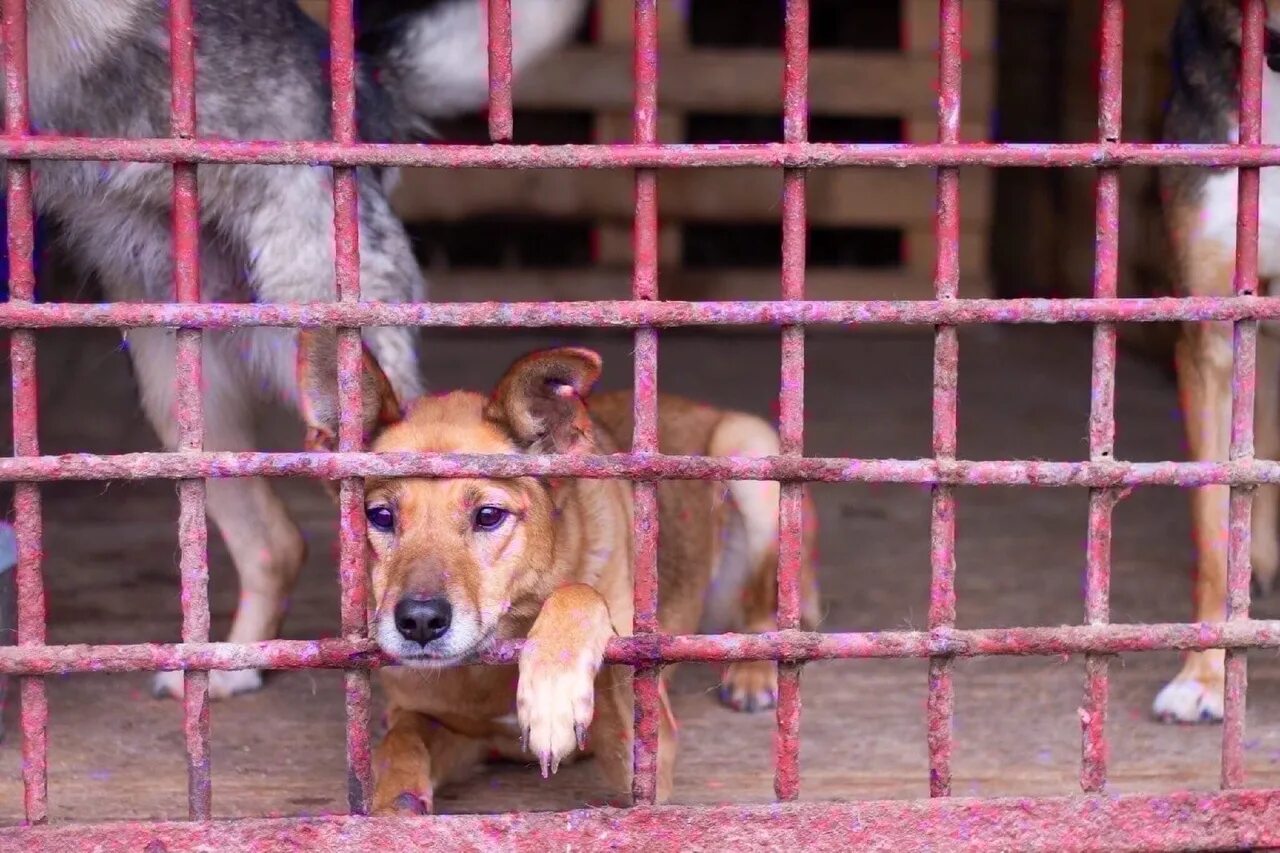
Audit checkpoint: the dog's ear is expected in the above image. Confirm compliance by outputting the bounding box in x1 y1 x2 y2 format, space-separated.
297 329 403 455
483 347 602 454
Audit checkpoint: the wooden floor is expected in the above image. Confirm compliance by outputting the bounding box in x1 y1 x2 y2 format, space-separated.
2 325 1279 823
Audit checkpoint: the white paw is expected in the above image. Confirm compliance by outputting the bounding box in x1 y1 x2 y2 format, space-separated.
152 668 264 701
517 645 599 778
1152 677 1225 723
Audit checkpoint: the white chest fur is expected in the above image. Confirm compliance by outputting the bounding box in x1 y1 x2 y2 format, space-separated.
1194 64 1280 284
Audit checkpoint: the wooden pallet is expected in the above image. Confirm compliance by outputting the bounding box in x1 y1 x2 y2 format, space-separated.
300 0 996 308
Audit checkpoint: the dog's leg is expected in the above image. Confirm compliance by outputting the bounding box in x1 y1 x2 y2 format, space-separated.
517 583 613 778
229 167 424 404
707 414 822 713
1253 327 1280 594
1155 321 1233 723
371 707 487 816
126 329 306 700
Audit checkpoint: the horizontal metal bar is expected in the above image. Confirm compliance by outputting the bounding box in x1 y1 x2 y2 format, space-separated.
11 136 1280 169
4 621 1280 675
5 296 1280 330
4 451 1280 487
5 790 1279 852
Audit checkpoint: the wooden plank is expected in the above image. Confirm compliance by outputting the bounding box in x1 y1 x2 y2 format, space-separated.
516 48 993 119
391 167 994 228
422 267 991 306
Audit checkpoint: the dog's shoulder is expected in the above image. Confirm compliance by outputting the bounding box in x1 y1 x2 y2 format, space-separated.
1166 0 1240 143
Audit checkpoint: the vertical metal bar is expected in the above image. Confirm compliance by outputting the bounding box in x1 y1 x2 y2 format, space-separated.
1081 0 1123 796
630 0 661 807
168 0 212 821
2 0 45 826
926 0 963 800
329 0 373 814
774 0 809 805
488 0 514 142
1223 0 1264 791
3 0 39 820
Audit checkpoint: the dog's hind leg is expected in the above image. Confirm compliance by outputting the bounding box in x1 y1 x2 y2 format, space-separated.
706 413 821 714
126 327 306 700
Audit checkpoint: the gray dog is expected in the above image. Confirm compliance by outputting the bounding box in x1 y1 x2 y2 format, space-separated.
16 0 586 699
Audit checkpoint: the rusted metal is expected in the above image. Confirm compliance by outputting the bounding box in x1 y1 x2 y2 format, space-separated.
774 0 808 804
167 0 212 822
8 451 1280 487
13 296 1280 329
3 0 46 827
12 136 1280 169
926 0 963 802
629 0 661 809
5 791 1280 853
6 621 1280 675
1081 0 1124 796
328 0 374 815
487 0 514 141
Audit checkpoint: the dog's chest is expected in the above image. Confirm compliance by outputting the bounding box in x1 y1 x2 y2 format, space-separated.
1196 70 1280 282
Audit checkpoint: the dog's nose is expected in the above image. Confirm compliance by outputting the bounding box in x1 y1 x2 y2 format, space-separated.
394 597 452 645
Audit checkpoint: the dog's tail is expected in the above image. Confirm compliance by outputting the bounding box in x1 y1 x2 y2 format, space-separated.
358 0 589 136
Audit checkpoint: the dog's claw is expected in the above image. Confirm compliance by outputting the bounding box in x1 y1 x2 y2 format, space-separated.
575 721 589 751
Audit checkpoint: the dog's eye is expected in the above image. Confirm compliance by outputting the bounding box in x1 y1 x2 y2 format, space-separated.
366 505 395 532
472 505 509 532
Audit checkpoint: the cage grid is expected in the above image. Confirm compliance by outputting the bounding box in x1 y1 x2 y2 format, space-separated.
1 0 1280 849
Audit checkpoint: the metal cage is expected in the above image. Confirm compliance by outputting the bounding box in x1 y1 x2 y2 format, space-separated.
1 0 1279 849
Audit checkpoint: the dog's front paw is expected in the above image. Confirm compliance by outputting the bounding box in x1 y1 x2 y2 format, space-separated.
152 668 264 701
517 644 598 777
718 660 778 713
372 790 431 817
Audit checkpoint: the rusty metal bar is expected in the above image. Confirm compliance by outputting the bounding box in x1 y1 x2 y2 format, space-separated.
1223 0 1265 791
773 0 809 805
7 620 1280 675
11 451 1280 487
11 296 1280 329
328 0 373 815
1081 0 1123 795
487 0 514 141
2 0 46 827
167 0 212 821
630 0 661 808
5 790 1280 852
926 0 963 800
12 137 1280 169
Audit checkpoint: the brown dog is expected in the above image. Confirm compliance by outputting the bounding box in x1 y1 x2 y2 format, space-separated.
297 333 822 812
1159 0 1280 722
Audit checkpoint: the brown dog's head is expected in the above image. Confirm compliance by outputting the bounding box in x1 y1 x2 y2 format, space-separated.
299 331 602 666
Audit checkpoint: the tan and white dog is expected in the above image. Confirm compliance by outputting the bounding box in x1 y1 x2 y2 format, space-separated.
297 333 821 812
1160 0 1280 723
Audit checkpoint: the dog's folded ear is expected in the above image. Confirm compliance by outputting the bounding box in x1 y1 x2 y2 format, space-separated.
484 347 602 454
297 329 403 454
